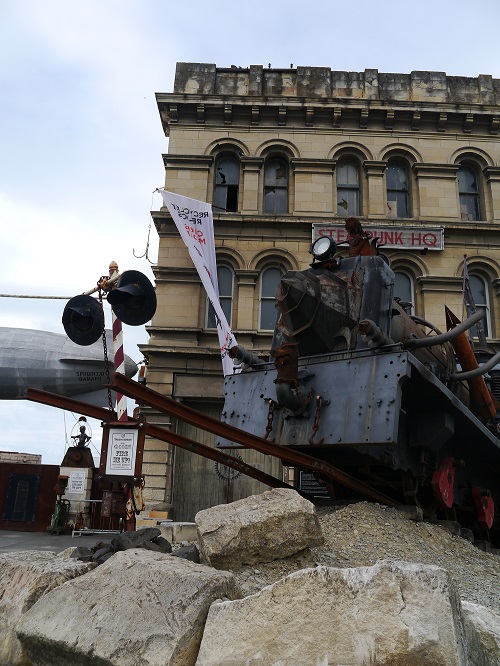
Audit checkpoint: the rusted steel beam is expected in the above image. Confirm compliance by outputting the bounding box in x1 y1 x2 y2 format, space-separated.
110 374 397 506
27 387 117 421
25 388 292 491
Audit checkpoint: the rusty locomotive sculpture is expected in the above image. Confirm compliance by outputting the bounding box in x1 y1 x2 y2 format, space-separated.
25 220 500 546
219 220 500 544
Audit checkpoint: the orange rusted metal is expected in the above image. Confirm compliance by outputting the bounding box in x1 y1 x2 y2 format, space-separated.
445 307 496 421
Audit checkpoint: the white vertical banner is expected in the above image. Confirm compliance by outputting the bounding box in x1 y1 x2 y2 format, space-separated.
159 190 237 376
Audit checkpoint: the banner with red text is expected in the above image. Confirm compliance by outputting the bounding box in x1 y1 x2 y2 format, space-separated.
313 224 444 251
160 190 237 376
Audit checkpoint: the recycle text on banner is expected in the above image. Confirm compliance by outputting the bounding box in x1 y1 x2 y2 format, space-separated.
159 190 237 376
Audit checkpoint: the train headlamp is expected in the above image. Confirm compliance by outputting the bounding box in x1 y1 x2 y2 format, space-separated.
310 236 337 262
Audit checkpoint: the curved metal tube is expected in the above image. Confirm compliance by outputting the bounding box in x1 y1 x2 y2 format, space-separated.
450 349 500 381
410 315 443 336
403 309 485 349
228 345 265 368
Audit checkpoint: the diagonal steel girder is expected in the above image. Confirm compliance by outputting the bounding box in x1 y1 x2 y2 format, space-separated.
25 388 293 491
110 373 397 506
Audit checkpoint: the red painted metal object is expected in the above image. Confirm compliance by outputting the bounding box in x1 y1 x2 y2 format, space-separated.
432 457 455 508
472 486 495 529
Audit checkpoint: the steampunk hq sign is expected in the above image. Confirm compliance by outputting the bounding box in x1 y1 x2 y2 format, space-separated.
313 224 444 251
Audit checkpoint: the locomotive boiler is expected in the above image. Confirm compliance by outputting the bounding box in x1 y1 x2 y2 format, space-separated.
218 223 500 544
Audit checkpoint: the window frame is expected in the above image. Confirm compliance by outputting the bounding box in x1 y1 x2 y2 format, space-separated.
213 154 240 213
393 270 415 315
336 159 360 217
259 266 282 331
457 162 481 221
386 160 410 218
263 156 289 214
205 265 234 329
468 272 491 339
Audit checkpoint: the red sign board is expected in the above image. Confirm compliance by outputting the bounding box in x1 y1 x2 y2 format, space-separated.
313 224 444 251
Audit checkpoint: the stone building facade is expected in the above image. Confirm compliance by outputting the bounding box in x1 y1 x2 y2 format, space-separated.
141 63 500 520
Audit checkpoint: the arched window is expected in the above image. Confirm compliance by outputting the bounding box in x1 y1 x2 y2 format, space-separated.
259 267 281 330
469 273 490 337
214 155 239 212
336 160 360 216
206 266 234 328
394 271 414 314
264 157 288 214
386 161 410 218
458 164 480 221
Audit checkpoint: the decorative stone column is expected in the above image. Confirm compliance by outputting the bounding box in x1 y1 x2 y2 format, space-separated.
235 269 259 331
412 164 459 221
363 161 386 217
241 157 263 214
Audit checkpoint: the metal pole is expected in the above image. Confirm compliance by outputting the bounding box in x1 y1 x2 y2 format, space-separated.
107 261 128 422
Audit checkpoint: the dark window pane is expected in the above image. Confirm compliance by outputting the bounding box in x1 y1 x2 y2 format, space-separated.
216 157 239 184
218 266 233 296
337 188 359 216
262 268 281 297
337 162 358 186
469 274 488 336
336 161 359 216
458 166 478 193
458 165 480 220
260 301 277 330
265 159 288 186
386 162 409 218
207 267 233 327
394 272 413 306
214 156 239 212
260 267 281 330
264 158 288 213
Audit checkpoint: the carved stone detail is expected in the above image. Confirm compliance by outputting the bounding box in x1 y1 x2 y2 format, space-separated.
438 112 447 132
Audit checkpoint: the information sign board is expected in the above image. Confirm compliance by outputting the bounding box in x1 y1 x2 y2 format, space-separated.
313 224 444 251
98 420 145 482
68 470 86 494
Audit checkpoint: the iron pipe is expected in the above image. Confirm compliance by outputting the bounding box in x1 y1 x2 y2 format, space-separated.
403 309 485 349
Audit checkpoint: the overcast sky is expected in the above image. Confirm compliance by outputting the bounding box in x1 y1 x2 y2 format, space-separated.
2 0 500 465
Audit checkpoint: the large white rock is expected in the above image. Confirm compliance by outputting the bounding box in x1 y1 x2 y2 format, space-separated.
195 487 323 568
0 550 96 666
196 560 468 666
462 600 500 666
16 549 241 666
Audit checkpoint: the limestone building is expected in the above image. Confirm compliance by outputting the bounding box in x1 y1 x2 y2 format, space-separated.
142 63 500 520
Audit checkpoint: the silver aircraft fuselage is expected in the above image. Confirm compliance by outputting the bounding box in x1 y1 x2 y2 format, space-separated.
0 327 137 404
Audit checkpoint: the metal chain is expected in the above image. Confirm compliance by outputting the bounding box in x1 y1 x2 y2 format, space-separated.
97 279 114 414
264 399 277 440
308 395 330 445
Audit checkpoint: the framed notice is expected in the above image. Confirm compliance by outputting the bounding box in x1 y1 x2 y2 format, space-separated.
98 420 145 482
68 470 86 494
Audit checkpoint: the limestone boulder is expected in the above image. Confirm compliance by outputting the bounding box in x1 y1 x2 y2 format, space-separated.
195 487 323 568
196 560 468 666
0 550 96 666
462 600 500 666
16 549 241 666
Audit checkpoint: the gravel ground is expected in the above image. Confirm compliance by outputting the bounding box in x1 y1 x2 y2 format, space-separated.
229 501 500 610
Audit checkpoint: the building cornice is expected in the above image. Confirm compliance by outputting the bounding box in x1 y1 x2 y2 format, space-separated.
162 154 213 170
151 209 500 236
416 276 463 292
